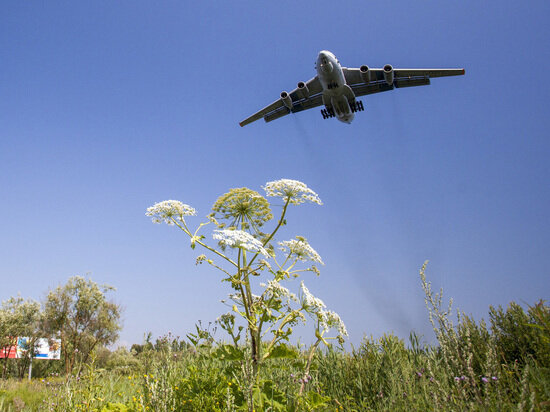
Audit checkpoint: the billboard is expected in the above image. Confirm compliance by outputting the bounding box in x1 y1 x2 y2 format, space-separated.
0 338 61 359
33 338 61 360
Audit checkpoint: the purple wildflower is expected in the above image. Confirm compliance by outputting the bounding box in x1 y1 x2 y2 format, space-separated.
481 377 489 383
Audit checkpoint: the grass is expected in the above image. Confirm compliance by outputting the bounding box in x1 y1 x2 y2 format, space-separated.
0 334 548 411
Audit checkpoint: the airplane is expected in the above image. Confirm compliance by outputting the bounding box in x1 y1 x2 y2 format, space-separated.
239 50 465 126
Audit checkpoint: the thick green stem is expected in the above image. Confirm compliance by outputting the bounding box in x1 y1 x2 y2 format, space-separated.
241 251 261 377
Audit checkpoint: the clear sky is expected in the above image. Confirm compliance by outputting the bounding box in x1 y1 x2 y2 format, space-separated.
1 1 549 348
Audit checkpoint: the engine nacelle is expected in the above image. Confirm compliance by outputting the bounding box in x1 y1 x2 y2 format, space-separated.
297 81 309 99
360 65 370 83
383 64 394 85
280 91 293 109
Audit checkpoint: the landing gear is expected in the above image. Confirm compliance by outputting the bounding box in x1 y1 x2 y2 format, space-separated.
321 107 335 119
350 100 364 113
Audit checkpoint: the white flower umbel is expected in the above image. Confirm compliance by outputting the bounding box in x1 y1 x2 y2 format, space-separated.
146 200 196 225
228 292 262 306
321 310 348 337
263 179 322 205
279 238 324 264
213 229 270 257
300 281 326 312
260 280 298 302
300 281 348 338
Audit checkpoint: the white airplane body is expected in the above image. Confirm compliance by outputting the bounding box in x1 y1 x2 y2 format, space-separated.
240 51 465 127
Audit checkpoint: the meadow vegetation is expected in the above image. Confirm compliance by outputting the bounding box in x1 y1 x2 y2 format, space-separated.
1 180 548 410
1 287 548 411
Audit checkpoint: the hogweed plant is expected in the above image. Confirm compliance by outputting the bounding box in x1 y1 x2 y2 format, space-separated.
146 179 347 410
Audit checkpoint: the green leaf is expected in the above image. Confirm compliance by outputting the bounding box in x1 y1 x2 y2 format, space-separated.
214 344 244 361
100 403 129 412
305 391 331 409
253 380 287 411
266 343 298 359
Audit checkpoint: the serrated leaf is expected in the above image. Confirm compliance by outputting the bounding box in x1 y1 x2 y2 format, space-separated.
305 391 331 408
214 344 244 361
266 343 298 359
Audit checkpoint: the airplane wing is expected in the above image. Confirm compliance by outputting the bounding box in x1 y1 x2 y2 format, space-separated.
239 76 323 126
343 67 465 98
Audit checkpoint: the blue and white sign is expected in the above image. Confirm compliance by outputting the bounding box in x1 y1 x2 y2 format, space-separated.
14 337 61 359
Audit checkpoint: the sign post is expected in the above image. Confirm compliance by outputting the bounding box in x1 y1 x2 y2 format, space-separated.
28 356 32 382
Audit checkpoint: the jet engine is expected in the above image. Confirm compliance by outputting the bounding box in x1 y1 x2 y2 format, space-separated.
280 91 293 109
297 81 310 99
383 64 394 85
360 65 370 83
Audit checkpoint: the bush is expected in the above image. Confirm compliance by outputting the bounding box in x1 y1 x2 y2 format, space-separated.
490 300 550 367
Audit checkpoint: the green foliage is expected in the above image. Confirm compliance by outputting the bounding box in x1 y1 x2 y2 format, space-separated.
0 380 45 411
490 300 550 367
266 343 299 360
1 314 549 411
419 261 550 410
100 403 129 412
252 379 287 411
214 344 244 361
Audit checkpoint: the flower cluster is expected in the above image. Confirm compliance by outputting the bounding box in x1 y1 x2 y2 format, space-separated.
260 280 298 302
213 229 270 257
300 281 326 312
279 238 324 264
321 310 348 337
263 179 322 205
228 292 262 306
146 200 196 225
291 373 312 385
300 282 347 337
481 376 498 383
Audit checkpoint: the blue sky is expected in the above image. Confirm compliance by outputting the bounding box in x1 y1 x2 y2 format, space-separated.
1 1 549 347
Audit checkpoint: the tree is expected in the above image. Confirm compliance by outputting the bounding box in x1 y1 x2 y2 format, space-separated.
42 276 121 374
0 296 41 378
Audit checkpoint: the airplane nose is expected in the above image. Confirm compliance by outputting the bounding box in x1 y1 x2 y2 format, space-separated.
317 52 329 66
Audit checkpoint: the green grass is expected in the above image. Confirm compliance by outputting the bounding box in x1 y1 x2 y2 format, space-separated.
0 334 548 411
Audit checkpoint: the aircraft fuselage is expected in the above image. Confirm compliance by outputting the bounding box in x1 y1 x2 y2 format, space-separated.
316 50 355 124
